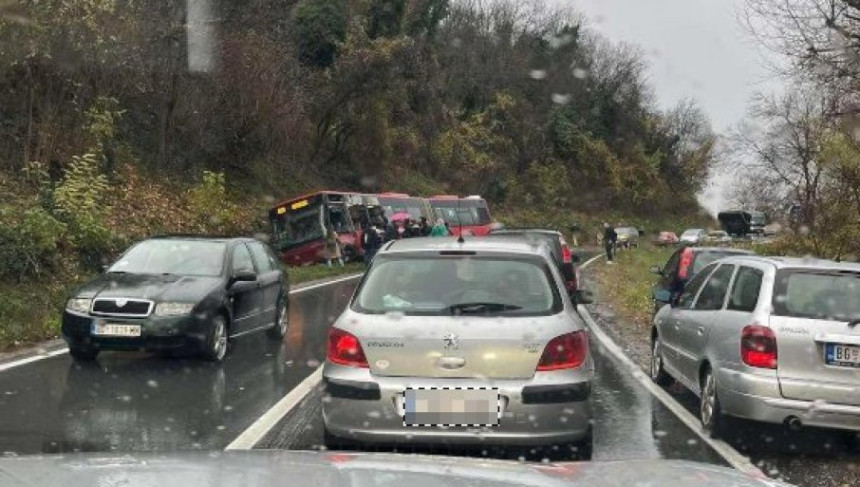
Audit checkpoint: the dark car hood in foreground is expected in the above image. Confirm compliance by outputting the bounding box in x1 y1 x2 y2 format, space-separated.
73 273 222 303
0 451 789 487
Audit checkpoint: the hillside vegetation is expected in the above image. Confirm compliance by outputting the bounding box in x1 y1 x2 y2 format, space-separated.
0 0 717 348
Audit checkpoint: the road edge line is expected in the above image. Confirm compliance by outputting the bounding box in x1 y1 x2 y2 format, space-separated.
578 254 765 477
225 366 324 450
0 273 363 374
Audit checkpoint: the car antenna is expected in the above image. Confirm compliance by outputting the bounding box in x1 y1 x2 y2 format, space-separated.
456 197 465 243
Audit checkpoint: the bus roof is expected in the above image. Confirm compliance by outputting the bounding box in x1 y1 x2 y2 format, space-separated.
271 190 361 210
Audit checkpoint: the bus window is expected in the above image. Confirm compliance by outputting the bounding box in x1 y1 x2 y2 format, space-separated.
272 204 324 250
327 205 353 233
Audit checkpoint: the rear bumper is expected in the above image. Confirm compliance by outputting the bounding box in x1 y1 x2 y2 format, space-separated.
62 311 209 352
322 365 593 446
718 369 860 431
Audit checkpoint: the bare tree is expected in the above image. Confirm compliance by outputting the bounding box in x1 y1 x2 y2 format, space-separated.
731 86 833 228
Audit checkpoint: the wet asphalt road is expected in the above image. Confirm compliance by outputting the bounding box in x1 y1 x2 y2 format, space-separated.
0 272 726 468
0 278 357 454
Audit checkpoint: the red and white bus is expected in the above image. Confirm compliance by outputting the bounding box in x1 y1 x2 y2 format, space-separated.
269 191 368 266
428 195 493 236
269 191 493 266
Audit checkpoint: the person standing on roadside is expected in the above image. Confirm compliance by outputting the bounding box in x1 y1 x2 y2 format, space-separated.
603 222 617 264
323 226 344 268
419 217 431 236
361 223 383 268
430 218 450 237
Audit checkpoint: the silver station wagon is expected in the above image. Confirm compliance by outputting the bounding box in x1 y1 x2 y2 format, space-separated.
650 255 860 437
322 237 594 454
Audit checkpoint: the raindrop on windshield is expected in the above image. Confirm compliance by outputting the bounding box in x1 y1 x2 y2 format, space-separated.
307 359 321 368
529 70 547 80
572 67 588 79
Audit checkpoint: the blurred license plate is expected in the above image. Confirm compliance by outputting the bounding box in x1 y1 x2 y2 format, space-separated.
402 388 500 426
92 323 141 337
825 343 860 367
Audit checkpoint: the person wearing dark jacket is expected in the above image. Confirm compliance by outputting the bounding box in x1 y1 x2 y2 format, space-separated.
361 224 383 268
603 222 617 264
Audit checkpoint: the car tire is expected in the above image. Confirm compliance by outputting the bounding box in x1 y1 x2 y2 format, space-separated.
266 300 289 341
69 346 98 362
323 427 356 451
202 315 229 363
700 366 725 438
650 335 674 386
569 427 593 461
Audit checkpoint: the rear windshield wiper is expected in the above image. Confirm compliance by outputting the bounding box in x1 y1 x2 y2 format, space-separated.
449 302 523 315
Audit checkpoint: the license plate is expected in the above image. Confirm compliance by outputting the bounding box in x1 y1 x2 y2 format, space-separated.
825 343 860 367
92 322 141 337
402 388 500 427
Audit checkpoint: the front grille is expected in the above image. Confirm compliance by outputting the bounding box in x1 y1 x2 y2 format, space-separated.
91 298 153 317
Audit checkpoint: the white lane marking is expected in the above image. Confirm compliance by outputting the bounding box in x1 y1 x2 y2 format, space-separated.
578 255 765 477
0 273 363 374
0 348 69 373
225 366 323 450
291 273 362 294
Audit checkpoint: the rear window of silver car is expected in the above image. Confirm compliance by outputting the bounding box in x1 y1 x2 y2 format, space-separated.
773 270 860 321
352 256 562 316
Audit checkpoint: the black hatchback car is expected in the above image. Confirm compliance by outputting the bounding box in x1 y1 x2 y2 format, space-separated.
62 236 290 362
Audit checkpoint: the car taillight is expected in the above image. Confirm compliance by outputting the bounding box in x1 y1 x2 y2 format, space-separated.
561 243 573 264
741 325 777 369
537 331 588 371
327 328 369 368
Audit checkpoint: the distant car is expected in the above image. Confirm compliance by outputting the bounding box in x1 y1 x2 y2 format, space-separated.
655 231 679 246
679 229 707 245
650 256 860 438
323 238 594 454
62 236 290 362
615 227 641 248
487 228 592 304
650 246 755 315
706 230 731 244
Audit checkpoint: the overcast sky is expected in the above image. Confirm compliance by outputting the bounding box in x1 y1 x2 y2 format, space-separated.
566 0 782 215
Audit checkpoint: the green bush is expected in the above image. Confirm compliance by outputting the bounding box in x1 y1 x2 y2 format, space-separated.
0 206 66 281
53 152 117 267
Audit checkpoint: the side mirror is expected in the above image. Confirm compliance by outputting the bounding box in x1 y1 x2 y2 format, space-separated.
649 265 663 276
230 270 257 285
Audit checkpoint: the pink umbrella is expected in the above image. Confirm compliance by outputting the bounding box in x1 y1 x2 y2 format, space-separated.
389 211 412 222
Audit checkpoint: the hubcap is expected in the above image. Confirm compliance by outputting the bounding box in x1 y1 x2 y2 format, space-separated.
701 373 716 427
651 341 662 379
213 321 227 359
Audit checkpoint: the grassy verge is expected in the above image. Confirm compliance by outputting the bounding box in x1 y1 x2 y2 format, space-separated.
290 262 364 285
590 244 675 329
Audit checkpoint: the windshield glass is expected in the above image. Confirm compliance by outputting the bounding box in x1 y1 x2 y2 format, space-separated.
353 257 560 316
272 204 324 250
109 240 226 277
774 270 860 321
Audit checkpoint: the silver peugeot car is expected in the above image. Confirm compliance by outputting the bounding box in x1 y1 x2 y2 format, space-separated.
322 237 594 454
650 255 860 438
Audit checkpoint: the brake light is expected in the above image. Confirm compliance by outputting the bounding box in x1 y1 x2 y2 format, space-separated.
537 331 588 370
327 328 369 368
561 242 573 264
741 325 777 369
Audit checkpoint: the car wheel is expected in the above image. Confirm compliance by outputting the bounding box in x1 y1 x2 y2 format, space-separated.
203 315 229 363
700 367 725 438
69 346 98 362
267 300 289 340
323 427 356 451
650 335 674 386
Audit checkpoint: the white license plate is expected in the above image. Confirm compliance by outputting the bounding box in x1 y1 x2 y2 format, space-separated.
92 323 141 337
825 343 860 367
402 388 500 427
